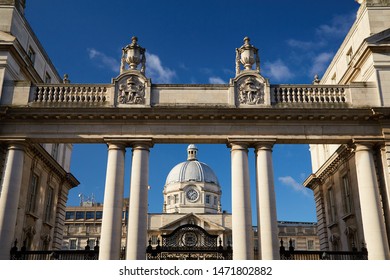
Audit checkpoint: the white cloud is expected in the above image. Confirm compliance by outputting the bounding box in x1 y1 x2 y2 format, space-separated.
87 48 119 72
278 176 310 196
287 39 315 50
316 13 355 38
146 53 176 83
310 52 334 77
263 59 294 82
209 76 226 84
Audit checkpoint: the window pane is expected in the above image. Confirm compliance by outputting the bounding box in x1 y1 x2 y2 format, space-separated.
66 212 75 219
76 211 85 219
86 211 95 219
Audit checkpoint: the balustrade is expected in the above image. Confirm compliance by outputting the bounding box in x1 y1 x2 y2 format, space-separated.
34 85 110 104
272 85 348 105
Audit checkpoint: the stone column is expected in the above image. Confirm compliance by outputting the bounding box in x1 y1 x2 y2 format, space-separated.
99 142 126 260
355 143 390 259
255 142 279 260
0 142 26 260
230 142 254 260
126 142 152 260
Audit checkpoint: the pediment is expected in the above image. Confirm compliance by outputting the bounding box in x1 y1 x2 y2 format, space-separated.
159 213 227 232
366 28 390 44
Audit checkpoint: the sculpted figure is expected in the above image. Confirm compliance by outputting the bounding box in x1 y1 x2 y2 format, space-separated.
238 77 264 105
118 76 145 104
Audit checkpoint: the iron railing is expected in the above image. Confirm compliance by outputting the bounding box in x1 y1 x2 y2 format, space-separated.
279 239 368 260
10 238 99 260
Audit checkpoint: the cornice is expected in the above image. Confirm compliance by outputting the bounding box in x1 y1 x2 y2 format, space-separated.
0 106 377 123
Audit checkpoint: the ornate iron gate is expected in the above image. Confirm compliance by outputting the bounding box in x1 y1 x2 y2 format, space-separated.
147 224 232 260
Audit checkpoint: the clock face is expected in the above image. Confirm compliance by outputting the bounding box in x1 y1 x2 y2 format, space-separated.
186 188 199 202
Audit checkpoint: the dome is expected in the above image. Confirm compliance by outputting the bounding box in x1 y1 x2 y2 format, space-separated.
165 145 220 185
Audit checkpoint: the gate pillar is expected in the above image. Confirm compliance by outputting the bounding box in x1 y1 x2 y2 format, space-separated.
254 142 279 260
354 142 390 259
0 142 26 260
126 140 153 260
229 141 254 260
99 142 126 260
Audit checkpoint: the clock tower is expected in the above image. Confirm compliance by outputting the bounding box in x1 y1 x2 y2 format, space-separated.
163 145 222 214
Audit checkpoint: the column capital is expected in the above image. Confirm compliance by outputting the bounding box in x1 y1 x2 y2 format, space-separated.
103 138 154 149
2 140 28 151
254 140 276 151
228 138 276 150
105 142 127 151
352 138 383 153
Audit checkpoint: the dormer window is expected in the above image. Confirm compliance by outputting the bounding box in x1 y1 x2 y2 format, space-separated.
28 46 35 64
346 47 353 65
45 72 51 83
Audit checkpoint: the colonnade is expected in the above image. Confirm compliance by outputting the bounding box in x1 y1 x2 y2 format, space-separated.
0 140 389 260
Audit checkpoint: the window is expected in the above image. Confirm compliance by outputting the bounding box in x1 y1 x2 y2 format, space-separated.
76 211 85 219
151 235 158 245
342 174 353 214
346 47 353 64
27 174 39 214
307 240 314 250
45 72 51 83
44 186 54 223
327 187 337 223
205 194 210 204
28 47 36 64
69 239 77 250
96 211 103 219
66 211 75 219
89 239 96 249
86 211 95 219
51 144 59 160
331 73 336 84
214 196 217 205
174 194 179 204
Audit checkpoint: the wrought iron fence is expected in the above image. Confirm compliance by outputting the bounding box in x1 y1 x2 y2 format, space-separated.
279 239 368 260
10 238 99 260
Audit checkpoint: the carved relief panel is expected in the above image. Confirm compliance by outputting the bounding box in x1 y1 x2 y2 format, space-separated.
118 76 145 104
233 73 269 107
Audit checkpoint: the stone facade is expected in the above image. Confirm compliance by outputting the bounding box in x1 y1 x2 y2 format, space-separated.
0 0 78 259
1 0 390 260
305 0 390 259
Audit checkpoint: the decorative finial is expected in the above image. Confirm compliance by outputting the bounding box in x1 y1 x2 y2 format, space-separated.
63 74 70 84
235 36 260 76
120 36 146 74
312 74 320 84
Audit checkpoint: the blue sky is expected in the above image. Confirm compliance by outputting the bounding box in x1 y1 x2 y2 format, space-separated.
24 0 360 223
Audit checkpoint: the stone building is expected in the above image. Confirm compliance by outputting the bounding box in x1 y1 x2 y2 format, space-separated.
1 0 390 261
0 0 78 257
304 0 390 258
62 145 319 259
